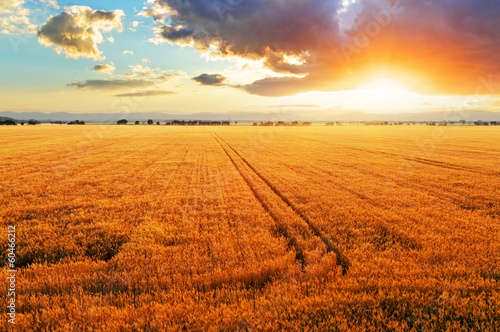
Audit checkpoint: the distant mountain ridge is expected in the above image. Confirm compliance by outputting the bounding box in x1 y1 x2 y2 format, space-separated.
1 110 499 123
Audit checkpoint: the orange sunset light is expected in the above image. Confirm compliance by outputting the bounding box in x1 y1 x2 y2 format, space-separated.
1 1 500 331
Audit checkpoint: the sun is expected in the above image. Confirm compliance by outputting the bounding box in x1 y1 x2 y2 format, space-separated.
286 74 444 113
358 78 409 93
345 77 419 112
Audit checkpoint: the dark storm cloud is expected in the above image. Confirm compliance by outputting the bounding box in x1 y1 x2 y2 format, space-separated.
144 0 341 65
158 25 194 42
339 0 500 94
141 0 500 97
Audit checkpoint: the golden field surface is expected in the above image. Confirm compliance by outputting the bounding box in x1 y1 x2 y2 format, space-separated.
1 125 499 331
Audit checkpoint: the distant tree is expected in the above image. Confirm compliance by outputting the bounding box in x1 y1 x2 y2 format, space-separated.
20 122 24 125
0 117 17 125
117 119 128 125
156 121 160 125
0 119 17 125
147 119 154 125
68 120 85 125
28 120 40 125
135 121 140 125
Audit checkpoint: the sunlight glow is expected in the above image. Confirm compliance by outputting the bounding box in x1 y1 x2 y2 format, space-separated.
359 78 409 93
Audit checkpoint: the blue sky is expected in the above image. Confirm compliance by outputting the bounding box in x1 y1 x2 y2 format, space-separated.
1 1 219 90
0 0 499 115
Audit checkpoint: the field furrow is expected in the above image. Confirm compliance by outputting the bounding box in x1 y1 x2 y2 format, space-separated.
213 132 350 275
1 126 499 331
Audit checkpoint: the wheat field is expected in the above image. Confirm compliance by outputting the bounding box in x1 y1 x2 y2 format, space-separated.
1 125 499 331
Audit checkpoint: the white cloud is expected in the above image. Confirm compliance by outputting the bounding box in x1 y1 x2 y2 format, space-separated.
40 0 59 9
0 0 22 13
122 50 134 55
0 0 36 34
37 6 125 60
138 2 169 23
128 20 142 31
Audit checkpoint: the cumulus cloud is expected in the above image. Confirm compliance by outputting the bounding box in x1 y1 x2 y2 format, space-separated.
37 6 124 60
138 2 170 23
140 0 500 97
92 62 115 74
193 73 227 86
0 0 36 34
141 0 340 77
0 11 36 34
114 90 176 97
122 50 133 55
0 0 21 13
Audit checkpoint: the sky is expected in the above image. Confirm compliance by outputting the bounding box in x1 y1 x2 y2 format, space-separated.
1 0 500 116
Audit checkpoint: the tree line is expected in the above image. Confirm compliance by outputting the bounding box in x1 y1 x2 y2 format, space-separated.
0 118 41 125
253 121 312 126
117 119 231 126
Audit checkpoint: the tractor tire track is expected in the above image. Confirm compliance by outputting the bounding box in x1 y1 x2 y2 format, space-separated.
211 133 307 268
294 135 497 176
212 133 350 275
342 147 497 176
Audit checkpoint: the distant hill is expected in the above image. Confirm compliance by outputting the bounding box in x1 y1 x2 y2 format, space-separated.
1 110 499 123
